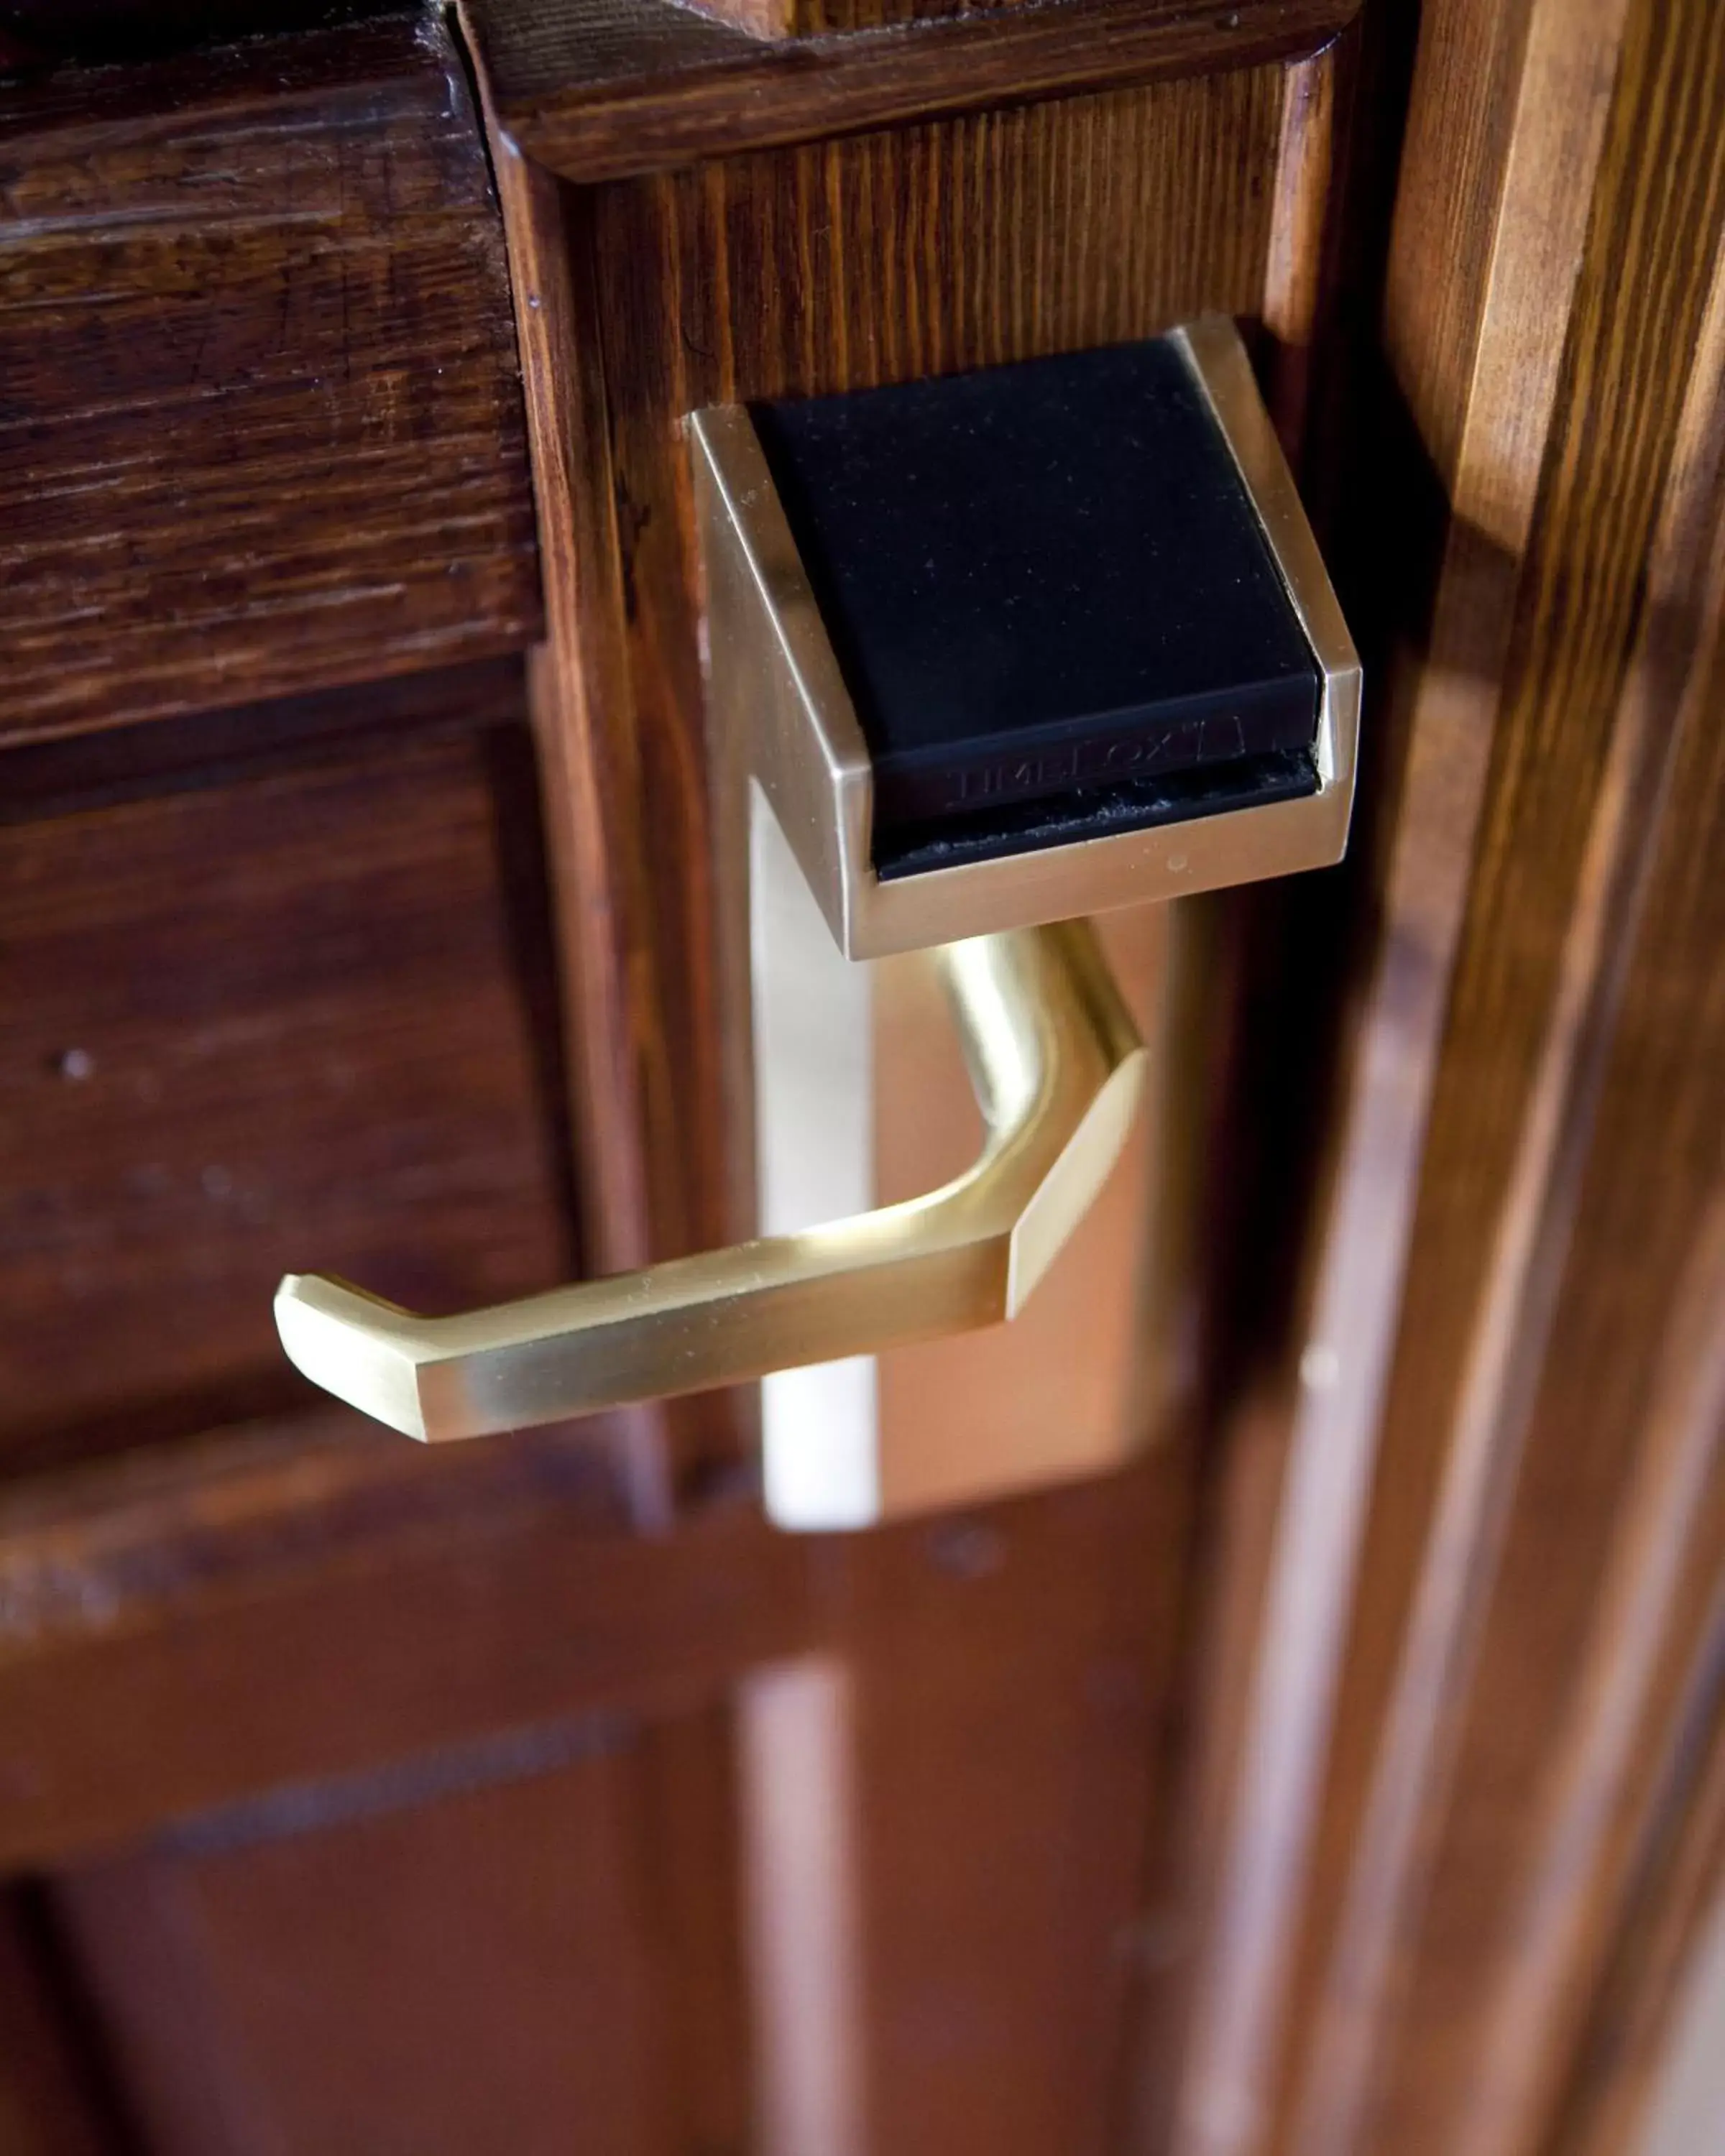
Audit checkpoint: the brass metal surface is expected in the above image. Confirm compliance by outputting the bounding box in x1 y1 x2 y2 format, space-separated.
276 923 1146 1444
747 793 1166 1526
689 315 1361 961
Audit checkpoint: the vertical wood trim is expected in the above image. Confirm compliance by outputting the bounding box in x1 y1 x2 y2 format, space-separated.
1164 6 1632 2153
1383 0 1627 538
1558 1616 1725 2156
1287 444 1706 2156
1283 5 1725 2145
1455 1203 1725 2156
1263 55 1333 346
1438 0 1632 553
468 80 677 1516
1381 221 1725 2156
1261 50 1334 443
738 1659 868 2156
484 144 655 1279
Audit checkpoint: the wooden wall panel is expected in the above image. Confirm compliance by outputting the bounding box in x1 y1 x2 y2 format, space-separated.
1 1459 1178 2156
0 672 576 1476
1156 6 1725 2156
461 0 1357 186
832 1467 1179 2156
55 1723 736 2156
734 1464 1187 2156
1344 30 1725 2135
0 11 542 742
0 1431 804 1869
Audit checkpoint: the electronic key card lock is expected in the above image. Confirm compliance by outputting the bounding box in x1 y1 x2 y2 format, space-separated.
277 318 1360 1530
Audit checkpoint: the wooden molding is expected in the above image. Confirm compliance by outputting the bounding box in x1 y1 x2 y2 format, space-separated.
461 0 1359 182
1162 5 1725 2155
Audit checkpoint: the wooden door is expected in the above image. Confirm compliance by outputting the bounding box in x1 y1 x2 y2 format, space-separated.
1 2 1722 2154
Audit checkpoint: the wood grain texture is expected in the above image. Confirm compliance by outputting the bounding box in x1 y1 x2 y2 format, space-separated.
0 1429 804 1867
0 653 528 821
1158 4 1725 2155
796 0 1055 29
482 150 656 1276
735 1468 1185 2156
461 0 1358 183
0 11 541 742
58 1740 709 2156
5 1458 1176 2156
1558 1632 1725 2156
689 0 1067 42
476 141 693 1509
830 1468 1179 2156
0 677 578 1476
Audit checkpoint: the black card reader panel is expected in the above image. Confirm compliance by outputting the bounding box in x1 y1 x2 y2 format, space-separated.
751 337 1323 880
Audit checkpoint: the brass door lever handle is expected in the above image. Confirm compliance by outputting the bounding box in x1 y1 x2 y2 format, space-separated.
275 921 1145 1444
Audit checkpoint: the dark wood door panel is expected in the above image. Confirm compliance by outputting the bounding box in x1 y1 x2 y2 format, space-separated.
834 1464 1179 2156
0 9 542 742
0 668 576 1476
57 1730 730 2156
0 1428 801 1869
0 1459 1175 2156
